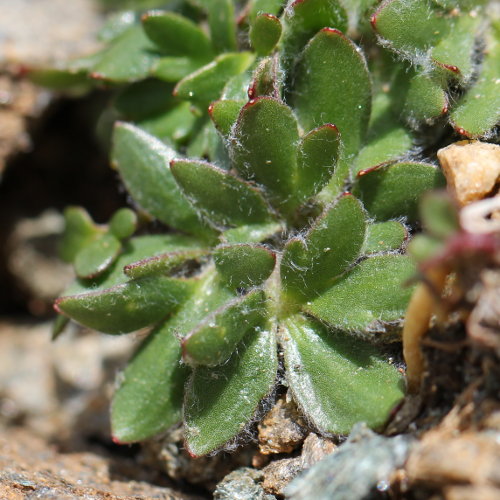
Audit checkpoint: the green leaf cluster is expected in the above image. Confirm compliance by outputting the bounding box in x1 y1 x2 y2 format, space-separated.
49 0 498 456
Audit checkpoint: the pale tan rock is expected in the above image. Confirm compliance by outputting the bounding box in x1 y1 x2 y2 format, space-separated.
437 141 500 207
258 395 307 455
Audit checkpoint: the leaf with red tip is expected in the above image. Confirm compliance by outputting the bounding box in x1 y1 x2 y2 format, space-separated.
209 99 245 136
450 28 500 138
292 29 371 163
171 159 272 228
247 55 282 100
296 123 341 202
281 195 366 301
231 97 299 211
56 275 192 334
352 92 413 175
431 13 480 81
250 14 282 56
184 325 277 456
403 72 448 125
124 249 208 279
353 161 446 223
281 0 348 64
183 289 267 366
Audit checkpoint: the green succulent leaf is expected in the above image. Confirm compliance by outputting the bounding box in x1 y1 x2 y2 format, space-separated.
403 73 448 124
112 123 209 237
281 195 366 301
137 101 198 146
111 319 189 443
114 79 174 121
354 162 446 223
222 222 283 244
250 14 282 56
296 123 341 202
184 326 277 456
203 0 237 52
292 28 371 165
74 233 122 279
214 244 276 289
282 314 404 434
371 0 449 59
109 208 137 240
28 67 90 91
363 221 407 255
63 234 202 297
249 0 283 22
352 93 413 175
142 11 214 60
55 275 192 334
123 249 208 279
450 28 500 138
208 99 245 136
182 288 267 366
171 159 272 228
231 96 299 209
174 52 255 107
431 13 480 80
60 207 103 263
153 56 205 82
306 254 415 332
90 25 160 82
248 55 282 100
281 0 348 63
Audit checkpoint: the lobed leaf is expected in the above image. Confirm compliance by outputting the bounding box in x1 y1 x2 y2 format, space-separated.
362 221 407 255
354 161 446 223
182 289 267 366
74 233 122 279
306 254 415 332
171 159 272 228
281 0 348 63
282 314 404 434
231 97 299 210
60 207 102 263
214 244 276 289
281 194 366 301
292 28 371 165
184 326 277 456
